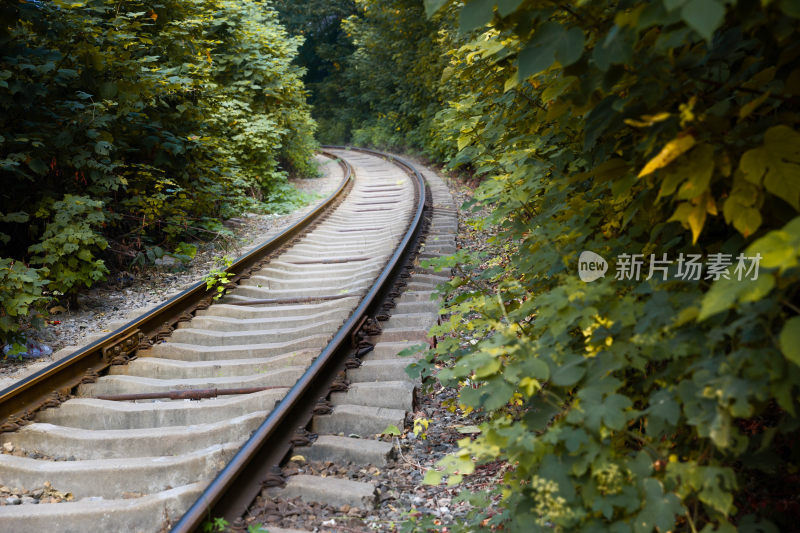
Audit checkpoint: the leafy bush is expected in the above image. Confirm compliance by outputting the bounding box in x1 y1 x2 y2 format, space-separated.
0 258 48 348
203 255 234 300
28 195 109 298
0 0 320 333
330 0 800 531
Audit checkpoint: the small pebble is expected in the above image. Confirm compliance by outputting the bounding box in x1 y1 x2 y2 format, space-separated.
6 496 20 505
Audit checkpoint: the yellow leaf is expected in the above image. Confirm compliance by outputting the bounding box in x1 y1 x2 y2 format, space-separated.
638 134 696 177
688 202 707 244
706 193 718 216
623 112 671 128
290 455 305 463
668 201 707 244
742 67 776 89
504 71 519 92
519 377 540 397
738 91 771 121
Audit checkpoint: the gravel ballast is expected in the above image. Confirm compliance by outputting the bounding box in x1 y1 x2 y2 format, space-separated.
241 157 506 532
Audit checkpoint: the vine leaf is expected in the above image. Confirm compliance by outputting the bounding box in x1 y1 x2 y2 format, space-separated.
458 0 494 34
698 274 775 321
680 0 726 41
779 316 800 366
517 23 584 80
745 216 800 272
676 144 714 200
497 0 524 17
424 0 449 18
740 125 800 210
668 201 706 244
634 478 683 533
639 134 696 177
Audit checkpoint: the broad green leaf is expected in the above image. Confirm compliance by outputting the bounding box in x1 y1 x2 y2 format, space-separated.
555 27 585 67
524 399 561 431
746 217 800 271
635 478 682 533
724 198 762 238
602 393 633 430
676 144 714 200
779 316 800 366
648 390 680 435
424 0 449 18
668 200 706 244
551 357 586 387
698 274 775 321
680 0 725 41
423 469 443 485
459 0 494 34
497 0 524 17
740 125 800 210
516 23 565 79
592 25 633 71
517 23 583 80
381 424 401 436
27 158 48 176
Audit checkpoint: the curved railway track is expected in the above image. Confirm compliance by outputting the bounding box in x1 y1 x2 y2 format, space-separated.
0 148 457 532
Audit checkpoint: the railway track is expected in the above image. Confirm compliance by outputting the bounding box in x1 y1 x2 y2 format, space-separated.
0 148 457 532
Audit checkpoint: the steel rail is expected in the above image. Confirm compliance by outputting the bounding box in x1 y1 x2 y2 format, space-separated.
170 147 429 532
0 152 354 429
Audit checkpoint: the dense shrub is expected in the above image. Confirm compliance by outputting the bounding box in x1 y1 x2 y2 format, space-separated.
328 0 800 531
0 0 318 345
28 195 109 297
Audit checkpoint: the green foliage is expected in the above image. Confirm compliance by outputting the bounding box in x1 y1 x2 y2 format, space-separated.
262 181 322 215
171 242 199 266
0 258 48 346
0 0 320 332
204 255 234 300
330 0 800 531
382 424 401 436
28 195 109 297
274 0 448 149
202 516 229 533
